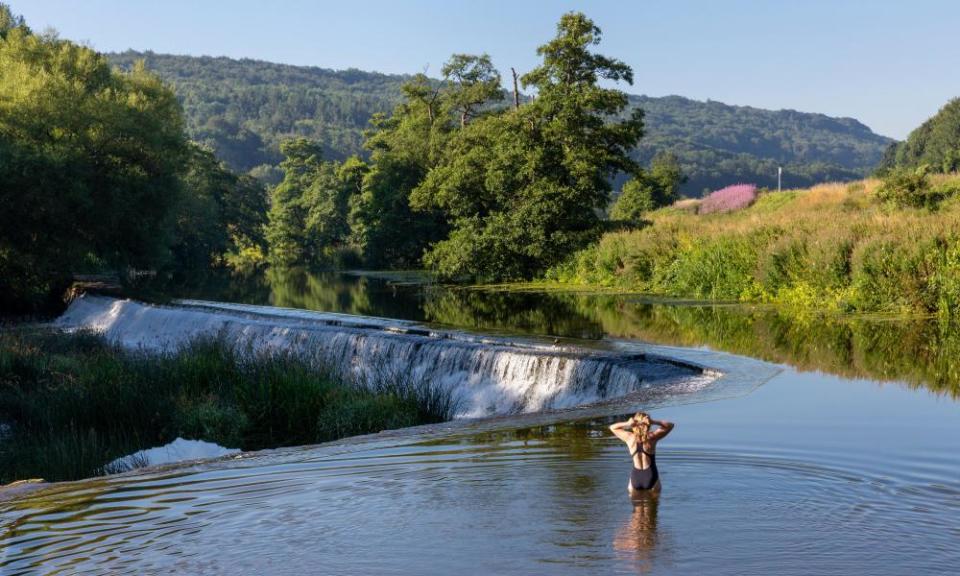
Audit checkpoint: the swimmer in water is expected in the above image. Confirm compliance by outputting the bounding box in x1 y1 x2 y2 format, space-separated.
609 412 674 494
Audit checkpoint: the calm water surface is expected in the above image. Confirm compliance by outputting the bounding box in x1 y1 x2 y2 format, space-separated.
2 271 959 574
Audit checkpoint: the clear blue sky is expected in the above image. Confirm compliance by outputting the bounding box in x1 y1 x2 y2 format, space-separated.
14 0 960 139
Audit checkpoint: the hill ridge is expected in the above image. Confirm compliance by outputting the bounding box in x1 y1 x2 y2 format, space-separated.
108 50 894 195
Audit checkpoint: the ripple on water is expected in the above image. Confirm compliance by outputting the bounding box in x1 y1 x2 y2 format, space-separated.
2 433 959 576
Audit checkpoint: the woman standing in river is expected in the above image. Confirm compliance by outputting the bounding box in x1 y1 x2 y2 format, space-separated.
609 412 674 494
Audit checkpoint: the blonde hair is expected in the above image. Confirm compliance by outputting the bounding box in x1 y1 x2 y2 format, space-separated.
632 411 650 445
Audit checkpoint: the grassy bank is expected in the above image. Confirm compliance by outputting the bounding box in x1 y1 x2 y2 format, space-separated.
0 330 457 484
548 174 960 317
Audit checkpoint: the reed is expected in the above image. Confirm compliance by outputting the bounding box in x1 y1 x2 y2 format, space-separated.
0 330 459 483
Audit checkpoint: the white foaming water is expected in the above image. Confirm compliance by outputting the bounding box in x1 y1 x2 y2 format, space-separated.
104 438 240 474
55 295 713 418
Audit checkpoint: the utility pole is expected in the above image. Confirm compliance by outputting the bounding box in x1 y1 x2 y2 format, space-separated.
778 166 782 193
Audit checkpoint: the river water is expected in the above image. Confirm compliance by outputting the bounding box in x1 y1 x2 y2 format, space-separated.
2 270 959 574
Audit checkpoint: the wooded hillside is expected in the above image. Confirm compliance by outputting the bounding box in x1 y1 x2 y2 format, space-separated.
109 51 893 195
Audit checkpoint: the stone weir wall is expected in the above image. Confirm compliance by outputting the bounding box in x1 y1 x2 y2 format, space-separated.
55 295 710 418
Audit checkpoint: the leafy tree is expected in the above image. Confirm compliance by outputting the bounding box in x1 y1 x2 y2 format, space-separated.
0 12 188 313
174 145 268 270
265 139 371 267
648 151 687 204
441 53 503 127
415 12 644 281
610 177 656 222
347 73 453 267
881 98 960 174
303 155 365 252
610 151 689 222
0 2 27 37
265 139 325 266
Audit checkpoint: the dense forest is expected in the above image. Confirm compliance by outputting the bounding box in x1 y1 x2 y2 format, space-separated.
631 96 891 193
0 5 267 314
108 52 892 195
880 97 960 174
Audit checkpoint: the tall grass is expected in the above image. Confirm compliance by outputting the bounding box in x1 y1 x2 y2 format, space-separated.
549 175 960 317
0 330 459 483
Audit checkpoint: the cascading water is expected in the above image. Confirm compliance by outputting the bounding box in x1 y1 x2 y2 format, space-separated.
55 295 715 417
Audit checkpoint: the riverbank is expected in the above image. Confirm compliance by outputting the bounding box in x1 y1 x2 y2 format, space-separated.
0 329 456 483
546 175 960 317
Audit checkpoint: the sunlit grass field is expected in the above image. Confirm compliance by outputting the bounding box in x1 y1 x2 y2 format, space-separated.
549 174 960 316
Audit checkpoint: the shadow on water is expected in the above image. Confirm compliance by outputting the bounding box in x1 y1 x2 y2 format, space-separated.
145 268 960 397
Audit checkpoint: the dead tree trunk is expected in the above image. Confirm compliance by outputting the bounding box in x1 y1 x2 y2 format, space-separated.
511 67 520 110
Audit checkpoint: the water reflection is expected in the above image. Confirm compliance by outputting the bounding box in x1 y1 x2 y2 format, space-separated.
140 268 960 396
614 493 661 573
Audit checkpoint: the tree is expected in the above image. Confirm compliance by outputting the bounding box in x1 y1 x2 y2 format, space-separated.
303 155 365 252
265 138 372 268
610 150 689 222
441 54 503 127
648 151 687 205
414 12 645 281
265 139 324 266
610 177 656 222
0 2 27 38
0 14 189 312
348 75 452 268
174 145 268 270
400 72 441 125
881 98 960 174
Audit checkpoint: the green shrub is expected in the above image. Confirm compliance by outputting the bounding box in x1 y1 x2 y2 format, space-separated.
610 177 656 223
758 237 808 293
875 165 953 209
849 236 943 313
659 234 766 300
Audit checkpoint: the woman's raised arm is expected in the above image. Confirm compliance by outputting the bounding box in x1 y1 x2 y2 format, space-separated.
609 418 635 443
647 419 674 442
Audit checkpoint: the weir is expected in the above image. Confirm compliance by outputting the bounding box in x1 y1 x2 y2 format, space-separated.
55 295 715 418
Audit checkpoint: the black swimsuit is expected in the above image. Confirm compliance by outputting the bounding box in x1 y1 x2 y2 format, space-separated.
630 443 659 491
